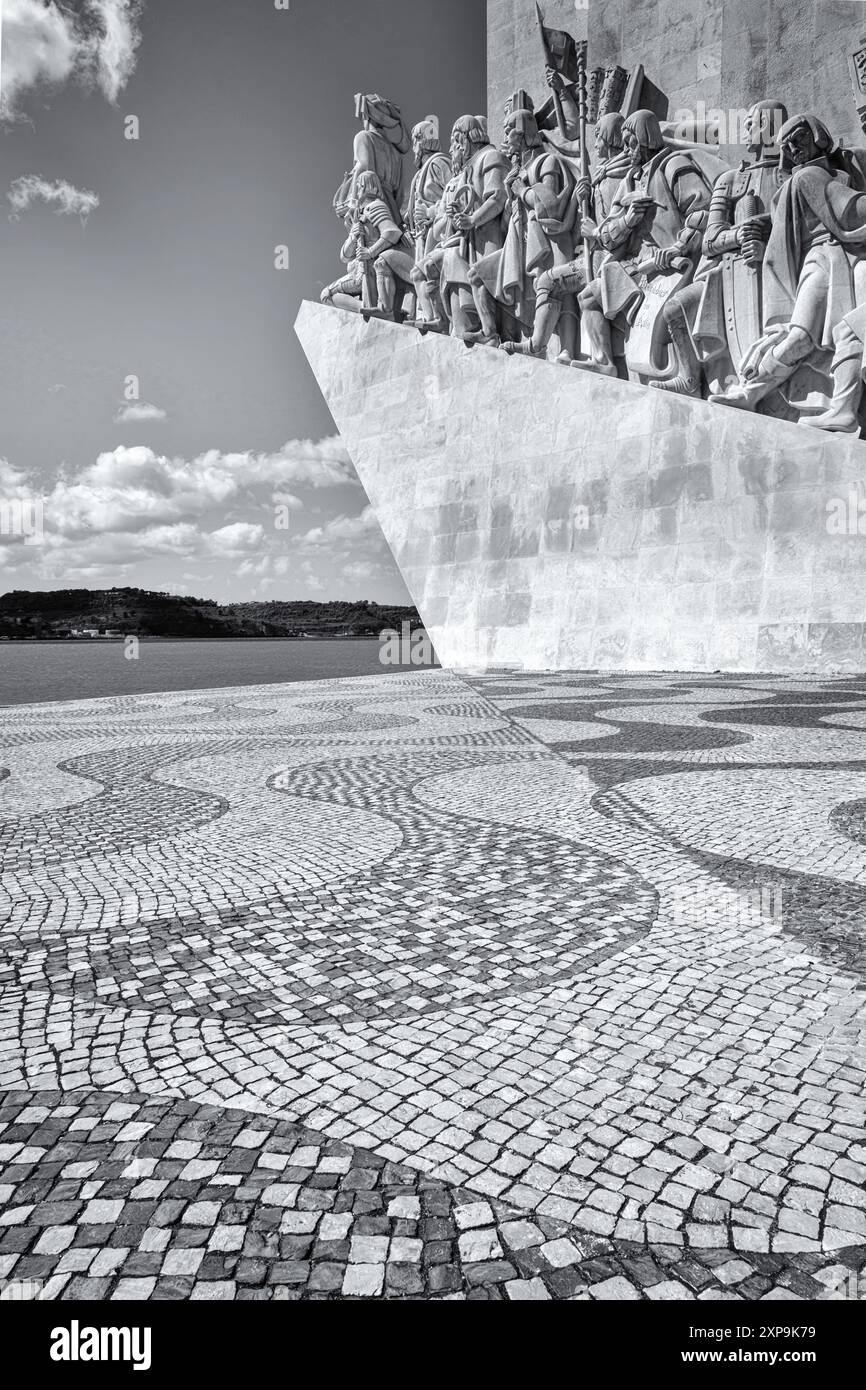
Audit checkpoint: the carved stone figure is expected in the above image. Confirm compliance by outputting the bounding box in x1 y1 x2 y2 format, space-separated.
540 66 582 141
472 101 580 358
405 117 452 259
404 117 452 330
318 57 866 439
352 171 416 321
651 100 789 396
503 111 626 361
321 204 367 313
803 303 866 431
411 208 451 336
588 113 630 229
713 115 866 414
575 110 717 381
434 115 510 343
344 94 412 225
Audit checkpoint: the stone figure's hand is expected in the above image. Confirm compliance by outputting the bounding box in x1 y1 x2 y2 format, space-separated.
737 214 771 246
743 343 776 382
741 236 767 269
576 176 592 205
579 215 599 239
652 246 680 272
545 65 565 93
624 195 654 228
453 211 475 231
356 246 375 262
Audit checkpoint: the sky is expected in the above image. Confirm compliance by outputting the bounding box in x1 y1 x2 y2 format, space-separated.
0 0 486 603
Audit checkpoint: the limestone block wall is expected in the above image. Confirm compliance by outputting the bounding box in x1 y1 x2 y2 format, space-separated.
297 301 866 675
488 0 865 149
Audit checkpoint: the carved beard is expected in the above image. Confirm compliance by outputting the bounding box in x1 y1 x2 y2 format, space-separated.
452 138 482 174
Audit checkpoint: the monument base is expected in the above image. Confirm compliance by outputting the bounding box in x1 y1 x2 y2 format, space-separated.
296 300 866 675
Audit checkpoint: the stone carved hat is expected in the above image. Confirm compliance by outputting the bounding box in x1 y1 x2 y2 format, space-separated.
505 89 535 118
778 113 837 155
412 115 440 149
354 94 411 153
744 100 788 152
596 111 625 150
505 104 542 146
623 109 666 155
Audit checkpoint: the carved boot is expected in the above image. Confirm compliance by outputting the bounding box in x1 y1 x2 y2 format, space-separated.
555 308 580 366
526 302 562 360
462 329 502 348
710 350 793 412
369 266 400 322
570 308 618 379
501 340 546 358
651 309 702 397
412 281 447 334
463 287 501 347
800 354 863 433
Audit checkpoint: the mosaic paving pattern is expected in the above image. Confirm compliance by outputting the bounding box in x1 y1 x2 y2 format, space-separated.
1 669 865 1301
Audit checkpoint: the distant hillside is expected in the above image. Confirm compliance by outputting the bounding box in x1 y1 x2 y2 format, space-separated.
0 589 423 640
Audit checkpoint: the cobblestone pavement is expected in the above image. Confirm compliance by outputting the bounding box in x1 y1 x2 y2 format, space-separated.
0 671 864 1301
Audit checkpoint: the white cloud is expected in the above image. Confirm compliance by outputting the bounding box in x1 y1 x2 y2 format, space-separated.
7 174 100 222
0 457 34 503
296 507 379 547
114 401 168 425
209 522 265 555
273 491 303 511
0 0 143 120
0 0 78 119
341 561 378 583
0 437 371 587
86 0 143 103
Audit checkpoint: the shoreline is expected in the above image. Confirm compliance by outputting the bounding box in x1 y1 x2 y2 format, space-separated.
0 635 394 644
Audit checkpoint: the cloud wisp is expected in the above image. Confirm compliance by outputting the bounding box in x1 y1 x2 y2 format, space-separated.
0 0 143 121
7 173 100 222
114 402 168 425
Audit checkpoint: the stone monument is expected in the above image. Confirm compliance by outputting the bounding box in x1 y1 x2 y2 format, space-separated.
300 2 866 675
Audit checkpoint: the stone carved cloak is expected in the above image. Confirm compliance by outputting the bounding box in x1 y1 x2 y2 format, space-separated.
440 147 510 295
352 128 408 225
472 144 579 329
405 153 453 257
763 157 866 342
598 145 717 322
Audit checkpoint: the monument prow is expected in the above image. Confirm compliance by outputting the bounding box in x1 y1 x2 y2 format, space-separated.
296 300 866 675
